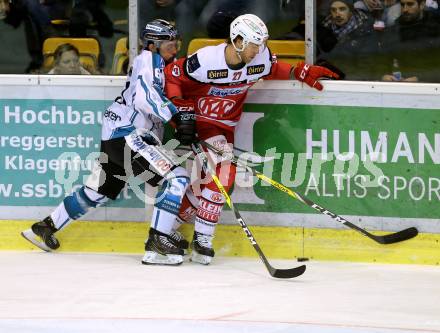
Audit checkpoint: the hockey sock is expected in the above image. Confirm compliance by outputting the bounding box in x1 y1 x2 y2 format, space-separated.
174 189 199 230
152 174 190 235
50 186 108 230
172 216 188 234
194 188 225 236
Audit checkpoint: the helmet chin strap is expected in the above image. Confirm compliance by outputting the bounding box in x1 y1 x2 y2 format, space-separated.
232 39 247 62
235 50 243 62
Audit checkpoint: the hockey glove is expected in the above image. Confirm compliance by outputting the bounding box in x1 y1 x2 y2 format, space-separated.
171 98 197 145
293 61 340 91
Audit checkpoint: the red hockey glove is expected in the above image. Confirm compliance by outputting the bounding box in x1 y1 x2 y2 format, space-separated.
293 61 340 91
171 98 197 145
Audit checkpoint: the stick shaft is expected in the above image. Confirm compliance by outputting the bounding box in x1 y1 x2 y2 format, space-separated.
200 140 418 244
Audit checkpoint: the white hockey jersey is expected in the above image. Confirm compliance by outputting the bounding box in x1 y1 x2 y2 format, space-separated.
101 50 177 141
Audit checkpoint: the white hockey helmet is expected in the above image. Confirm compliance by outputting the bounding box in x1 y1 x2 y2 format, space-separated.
230 14 269 52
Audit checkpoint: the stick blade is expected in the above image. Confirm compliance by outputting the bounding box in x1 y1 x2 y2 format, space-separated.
270 264 306 279
374 227 419 244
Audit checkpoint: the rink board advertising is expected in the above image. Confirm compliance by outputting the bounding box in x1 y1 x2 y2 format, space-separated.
0 98 144 210
0 80 439 229
244 103 439 219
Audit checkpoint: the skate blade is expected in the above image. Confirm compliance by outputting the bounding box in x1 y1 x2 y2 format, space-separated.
190 251 213 265
21 229 52 252
141 251 183 266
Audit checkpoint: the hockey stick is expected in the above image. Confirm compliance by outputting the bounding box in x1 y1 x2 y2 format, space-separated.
200 140 418 245
192 142 306 279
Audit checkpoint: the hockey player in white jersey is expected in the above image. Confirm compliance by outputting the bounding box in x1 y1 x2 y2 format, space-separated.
21 19 196 265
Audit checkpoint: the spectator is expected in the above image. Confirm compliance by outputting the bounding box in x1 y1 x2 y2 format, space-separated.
354 0 401 29
282 1 336 52
138 0 179 30
317 0 387 80
69 0 114 38
318 0 333 20
47 43 92 75
397 0 439 34
206 9 237 38
425 0 439 10
0 0 69 73
322 0 374 42
139 0 207 56
0 0 9 20
67 0 113 70
382 0 440 82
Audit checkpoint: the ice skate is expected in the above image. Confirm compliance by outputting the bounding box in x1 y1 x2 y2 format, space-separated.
190 231 215 265
21 216 60 252
169 229 189 254
142 228 184 265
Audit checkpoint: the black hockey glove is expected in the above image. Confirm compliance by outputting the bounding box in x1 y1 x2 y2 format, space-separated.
171 98 197 145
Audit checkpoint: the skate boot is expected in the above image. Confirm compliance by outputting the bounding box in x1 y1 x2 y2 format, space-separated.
142 228 184 265
169 229 189 254
21 216 60 252
190 231 215 265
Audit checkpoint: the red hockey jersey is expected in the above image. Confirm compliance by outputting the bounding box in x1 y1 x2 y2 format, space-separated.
165 43 292 129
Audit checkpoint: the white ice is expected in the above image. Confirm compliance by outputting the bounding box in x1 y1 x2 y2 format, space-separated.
1 252 439 333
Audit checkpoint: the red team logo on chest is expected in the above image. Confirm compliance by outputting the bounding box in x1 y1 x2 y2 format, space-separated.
198 97 236 118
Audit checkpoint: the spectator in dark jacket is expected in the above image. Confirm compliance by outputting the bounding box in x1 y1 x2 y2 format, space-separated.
322 0 374 42
317 0 385 80
396 0 440 40
382 0 440 82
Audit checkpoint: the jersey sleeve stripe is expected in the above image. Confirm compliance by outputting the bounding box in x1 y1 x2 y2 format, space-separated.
146 90 168 123
153 86 178 116
110 125 137 139
137 75 168 123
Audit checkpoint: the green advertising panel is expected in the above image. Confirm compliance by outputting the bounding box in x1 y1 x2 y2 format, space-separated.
240 103 439 219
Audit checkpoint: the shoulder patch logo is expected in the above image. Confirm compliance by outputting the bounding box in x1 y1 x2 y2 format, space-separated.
247 64 265 75
187 54 201 73
172 64 180 77
207 69 229 80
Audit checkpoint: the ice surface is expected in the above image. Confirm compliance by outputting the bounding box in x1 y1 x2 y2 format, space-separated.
1 253 439 333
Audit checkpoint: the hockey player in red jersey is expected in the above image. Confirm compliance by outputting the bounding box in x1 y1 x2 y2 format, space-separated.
164 13 339 265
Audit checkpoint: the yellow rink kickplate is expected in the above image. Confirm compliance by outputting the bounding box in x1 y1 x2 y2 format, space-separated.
1 220 438 265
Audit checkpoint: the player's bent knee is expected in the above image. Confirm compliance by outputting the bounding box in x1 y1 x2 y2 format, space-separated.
155 169 190 216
